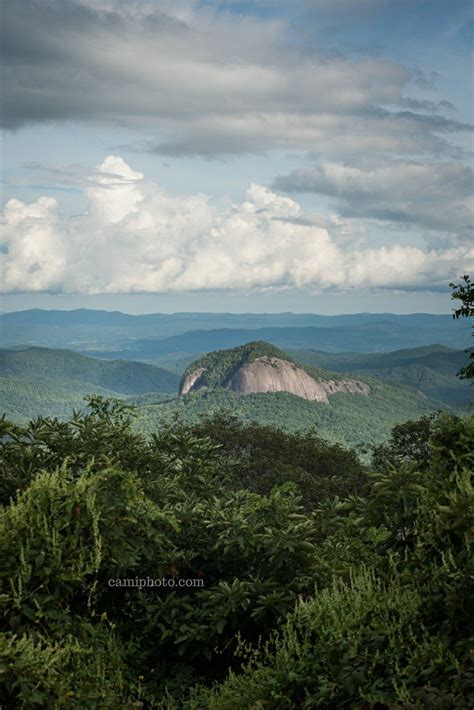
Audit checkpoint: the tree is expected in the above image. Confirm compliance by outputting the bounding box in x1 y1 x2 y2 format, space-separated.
185 413 368 508
371 414 438 472
450 274 474 380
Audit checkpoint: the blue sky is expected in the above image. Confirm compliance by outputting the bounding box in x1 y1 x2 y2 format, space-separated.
1 0 473 314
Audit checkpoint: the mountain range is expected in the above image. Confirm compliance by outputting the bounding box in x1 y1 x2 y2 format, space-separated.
1 308 471 447
289 345 472 409
1 339 471 448
1 308 470 354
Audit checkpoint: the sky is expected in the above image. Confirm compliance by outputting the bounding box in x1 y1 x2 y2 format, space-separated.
1 0 473 314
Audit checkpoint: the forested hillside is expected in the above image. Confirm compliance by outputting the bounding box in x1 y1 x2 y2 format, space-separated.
133 383 441 448
0 348 180 422
291 345 472 408
2 340 470 446
0 347 179 393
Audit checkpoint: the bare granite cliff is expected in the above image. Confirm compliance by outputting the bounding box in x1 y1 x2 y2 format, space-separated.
179 356 370 402
225 357 331 402
179 368 207 395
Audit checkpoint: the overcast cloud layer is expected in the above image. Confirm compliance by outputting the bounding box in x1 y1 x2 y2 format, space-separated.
2 0 471 157
1 0 473 301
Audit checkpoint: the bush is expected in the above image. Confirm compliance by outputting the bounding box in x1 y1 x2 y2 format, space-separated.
0 630 137 709
0 402 326 698
191 413 474 709
371 413 438 471
191 570 471 709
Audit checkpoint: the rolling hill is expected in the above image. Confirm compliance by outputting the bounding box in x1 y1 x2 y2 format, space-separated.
0 347 180 422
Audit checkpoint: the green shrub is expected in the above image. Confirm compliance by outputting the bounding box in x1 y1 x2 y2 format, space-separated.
191 570 472 709
0 630 139 709
0 465 179 636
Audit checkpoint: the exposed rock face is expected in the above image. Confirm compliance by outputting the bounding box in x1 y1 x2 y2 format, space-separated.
225 357 331 402
320 379 371 396
179 368 206 395
179 356 370 402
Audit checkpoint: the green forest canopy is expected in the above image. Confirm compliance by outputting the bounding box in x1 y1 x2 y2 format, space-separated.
0 398 472 707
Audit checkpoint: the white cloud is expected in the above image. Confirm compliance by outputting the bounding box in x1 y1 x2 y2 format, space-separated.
86 155 144 224
1 157 472 296
2 197 66 292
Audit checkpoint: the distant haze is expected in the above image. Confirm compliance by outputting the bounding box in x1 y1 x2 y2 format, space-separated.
0 309 470 355
0 290 459 316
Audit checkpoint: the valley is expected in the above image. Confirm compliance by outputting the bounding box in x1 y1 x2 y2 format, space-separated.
1 311 471 447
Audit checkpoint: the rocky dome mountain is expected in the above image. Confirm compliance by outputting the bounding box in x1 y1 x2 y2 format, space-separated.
179 341 370 404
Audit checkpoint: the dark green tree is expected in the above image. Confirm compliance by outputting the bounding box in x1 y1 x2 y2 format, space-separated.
185 413 368 508
371 413 438 472
450 274 474 380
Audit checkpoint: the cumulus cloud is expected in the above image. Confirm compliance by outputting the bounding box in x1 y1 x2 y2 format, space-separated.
1 0 470 159
86 156 145 224
1 157 472 296
274 160 474 238
1 197 66 292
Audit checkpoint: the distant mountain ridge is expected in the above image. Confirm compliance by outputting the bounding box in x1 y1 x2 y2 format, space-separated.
89 321 471 358
1 308 470 354
0 347 180 395
0 308 460 327
288 344 468 372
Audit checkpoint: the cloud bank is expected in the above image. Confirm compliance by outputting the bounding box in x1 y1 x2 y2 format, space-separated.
274 160 474 237
2 156 472 296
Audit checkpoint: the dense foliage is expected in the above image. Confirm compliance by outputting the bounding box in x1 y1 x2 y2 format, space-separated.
292 344 472 409
0 374 121 423
185 414 367 507
0 397 472 707
136 382 442 449
371 413 438 471
0 347 180 395
451 274 474 380
192 413 474 708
